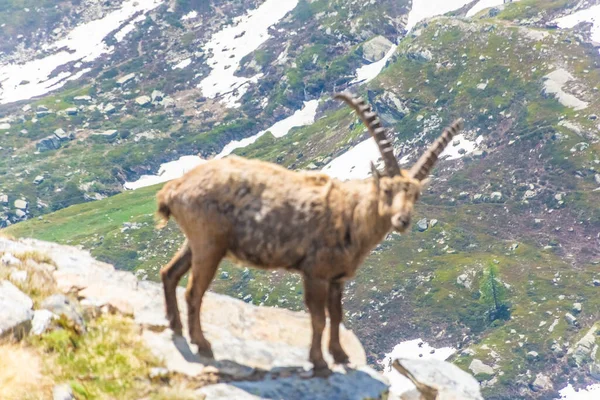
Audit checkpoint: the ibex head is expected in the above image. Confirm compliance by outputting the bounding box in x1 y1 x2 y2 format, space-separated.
335 92 464 232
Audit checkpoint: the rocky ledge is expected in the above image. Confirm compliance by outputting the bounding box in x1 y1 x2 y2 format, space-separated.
0 236 482 400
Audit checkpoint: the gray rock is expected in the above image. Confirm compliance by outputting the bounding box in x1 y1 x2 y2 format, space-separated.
53 384 74 400
430 219 438 228
36 135 61 152
0 193 7 204
565 312 578 327
531 373 552 392
73 95 92 103
490 192 503 202
473 193 483 202
457 273 472 289
595 174 600 185
41 294 86 334
31 309 57 335
151 90 164 103
104 103 116 114
571 324 597 366
14 199 28 210
416 218 428 232
135 95 152 107
590 362 600 381
116 73 136 86
362 35 394 62
54 128 71 141
394 358 483 400
0 280 34 339
526 351 539 361
37 105 49 112
65 107 78 115
15 209 27 219
468 359 494 379
33 175 44 185
573 302 582 314
92 130 118 141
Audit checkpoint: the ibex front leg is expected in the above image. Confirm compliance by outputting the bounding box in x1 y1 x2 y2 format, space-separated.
303 275 330 375
328 281 349 364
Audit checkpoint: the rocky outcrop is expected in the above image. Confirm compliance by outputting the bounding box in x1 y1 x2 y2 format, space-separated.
0 280 34 338
0 236 483 399
362 35 394 62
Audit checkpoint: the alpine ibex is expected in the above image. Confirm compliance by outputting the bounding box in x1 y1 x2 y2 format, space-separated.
157 92 464 374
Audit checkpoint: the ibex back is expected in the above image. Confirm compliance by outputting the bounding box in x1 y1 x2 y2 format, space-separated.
157 92 464 375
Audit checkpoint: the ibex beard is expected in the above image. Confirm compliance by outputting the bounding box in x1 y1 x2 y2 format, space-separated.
156 92 464 375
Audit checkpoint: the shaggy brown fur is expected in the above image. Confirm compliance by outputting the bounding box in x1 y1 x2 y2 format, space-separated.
157 92 463 374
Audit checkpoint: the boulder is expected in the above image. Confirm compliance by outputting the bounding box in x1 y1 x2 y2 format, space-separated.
565 312 578 327
0 193 7 204
116 73 136 86
14 199 28 210
531 373 552 392
135 95 152 107
457 273 472 289
65 107 78 115
73 95 92 103
468 359 494 380
0 280 34 339
362 35 394 62
490 192 503 202
573 302 582 314
33 175 44 185
41 294 86 334
31 309 57 335
92 130 119 141
526 351 539 361
570 324 598 366
151 90 165 103
393 358 483 400
36 135 61 152
416 218 428 232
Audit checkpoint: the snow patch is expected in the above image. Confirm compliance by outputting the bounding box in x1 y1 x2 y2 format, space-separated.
114 14 146 42
173 58 192 70
216 99 319 158
351 44 396 85
380 339 456 398
321 139 383 181
0 0 164 105
124 155 205 190
181 11 198 21
557 384 600 400
440 133 480 160
554 4 600 44
543 69 589 110
467 0 521 18
198 0 298 108
406 0 473 32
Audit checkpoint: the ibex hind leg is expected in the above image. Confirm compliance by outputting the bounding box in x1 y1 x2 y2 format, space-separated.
186 245 224 358
160 241 192 335
328 281 349 364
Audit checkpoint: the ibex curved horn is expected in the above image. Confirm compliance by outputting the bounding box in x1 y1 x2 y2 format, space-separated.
334 92 401 177
410 119 464 181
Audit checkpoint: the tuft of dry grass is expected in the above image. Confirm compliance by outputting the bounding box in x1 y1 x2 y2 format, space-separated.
14 250 56 266
0 344 54 400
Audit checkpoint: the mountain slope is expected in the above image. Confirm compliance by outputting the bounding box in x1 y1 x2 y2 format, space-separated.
4 0 600 398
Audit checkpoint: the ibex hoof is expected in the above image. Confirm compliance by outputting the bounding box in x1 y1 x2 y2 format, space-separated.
330 348 350 364
313 365 332 378
192 338 214 358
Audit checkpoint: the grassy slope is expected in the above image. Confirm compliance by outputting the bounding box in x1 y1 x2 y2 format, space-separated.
6 1 600 398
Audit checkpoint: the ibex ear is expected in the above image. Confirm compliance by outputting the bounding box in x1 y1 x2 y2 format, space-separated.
370 162 381 188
